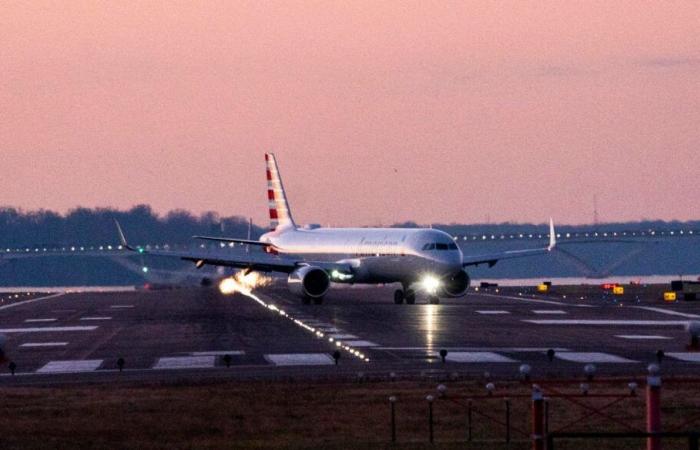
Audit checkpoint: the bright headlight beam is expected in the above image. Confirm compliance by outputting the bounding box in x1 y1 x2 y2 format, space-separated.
421 275 441 294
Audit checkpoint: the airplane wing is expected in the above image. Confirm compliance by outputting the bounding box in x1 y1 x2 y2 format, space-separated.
192 235 270 247
462 218 557 268
115 221 351 275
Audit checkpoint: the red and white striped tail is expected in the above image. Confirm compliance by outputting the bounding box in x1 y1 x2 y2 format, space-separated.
265 153 296 231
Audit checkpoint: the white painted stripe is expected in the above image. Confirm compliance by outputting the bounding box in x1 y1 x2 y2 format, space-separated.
265 353 334 366
443 352 517 363
327 334 359 339
555 352 636 363
316 327 341 332
375 347 571 352
80 316 112 321
20 342 68 348
666 353 700 363
616 335 672 340
37 359 103 373
476 310 510 315
533 310 567 315
479 293 568 306
110 305 135 309
190 351 245 356
24 318 57 323
0 293 65 311
525 320 688 326
153 356 216 369
0 326 97 333
342 340 379 347
635 307 700 319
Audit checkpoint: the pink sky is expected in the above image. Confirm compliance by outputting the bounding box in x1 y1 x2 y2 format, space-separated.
1 1 699 226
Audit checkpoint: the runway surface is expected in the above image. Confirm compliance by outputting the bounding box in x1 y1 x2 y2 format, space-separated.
0 283 699 385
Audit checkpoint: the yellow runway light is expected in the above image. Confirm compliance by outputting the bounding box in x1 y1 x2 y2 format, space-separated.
663 291 677 302
613 286 625 295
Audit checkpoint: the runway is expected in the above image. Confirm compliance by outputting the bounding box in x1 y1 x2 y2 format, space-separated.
0 283 698 385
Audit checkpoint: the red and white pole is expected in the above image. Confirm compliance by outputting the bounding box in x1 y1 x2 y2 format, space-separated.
531 385 544 450
646 364 662 450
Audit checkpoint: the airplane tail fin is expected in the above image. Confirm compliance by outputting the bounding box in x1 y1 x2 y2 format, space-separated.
265 153 296 231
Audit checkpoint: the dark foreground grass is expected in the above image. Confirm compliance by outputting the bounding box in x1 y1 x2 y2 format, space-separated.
1 378 699 449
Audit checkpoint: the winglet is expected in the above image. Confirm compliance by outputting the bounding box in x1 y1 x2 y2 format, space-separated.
114 220 135 251
548 218 557 251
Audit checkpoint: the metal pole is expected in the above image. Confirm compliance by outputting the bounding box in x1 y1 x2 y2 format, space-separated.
532 386 545 450
505 398 511 443
467 400 472 442
429 401 434 444
689 433 699 450
646 371 662 450
392 402 396 442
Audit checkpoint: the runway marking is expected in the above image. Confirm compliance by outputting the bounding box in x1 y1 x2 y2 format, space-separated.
532 310 567 315
376 347 571 352
0 293 65 311
265 353 334 366
328 334 359 340
190 351 245 356
555 352 636 363
479 293 569 307
476 310 510 315
666 353 700 363
80 316 112 321
0 326 97 333
615 335 673 340
24 318 57 323
37 359 103 373
443 352 517 363
635 307 700 319
153 356 216 369
316 326 341 332
342 340 379 347
525 320 688 326
110 305 135 309
20 342 68 348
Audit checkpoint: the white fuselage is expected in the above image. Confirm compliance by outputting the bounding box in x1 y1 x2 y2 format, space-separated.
260 227 463 284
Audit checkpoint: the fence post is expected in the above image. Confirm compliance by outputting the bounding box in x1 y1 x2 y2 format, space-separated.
467 399 472 442
532 385 545 450
646 364 662 450
505 398 511 443
389 396 397 443
427 395 435 444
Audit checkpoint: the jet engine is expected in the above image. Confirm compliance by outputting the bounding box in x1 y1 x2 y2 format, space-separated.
440 269 470 298
287 266 330 300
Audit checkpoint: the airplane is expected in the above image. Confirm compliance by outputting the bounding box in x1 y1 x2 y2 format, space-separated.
116 153 556 305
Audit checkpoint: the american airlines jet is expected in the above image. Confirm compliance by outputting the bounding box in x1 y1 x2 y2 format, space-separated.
117 153 556 305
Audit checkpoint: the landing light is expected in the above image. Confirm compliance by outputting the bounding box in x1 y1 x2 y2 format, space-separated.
421 275 441 294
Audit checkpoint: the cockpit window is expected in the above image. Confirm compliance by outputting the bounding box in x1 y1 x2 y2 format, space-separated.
422 243 435 250
436 243 448 250
448 243 458 250
423 242 458 251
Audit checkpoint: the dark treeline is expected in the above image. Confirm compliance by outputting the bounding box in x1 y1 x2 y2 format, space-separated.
1 205 699 248
0 205 262 247
393 220 700 237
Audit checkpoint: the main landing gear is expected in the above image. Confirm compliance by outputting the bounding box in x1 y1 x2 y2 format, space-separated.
394 285 416 305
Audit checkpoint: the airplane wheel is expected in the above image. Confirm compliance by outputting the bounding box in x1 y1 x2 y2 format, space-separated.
301 297 311 305
313 296 324 305
428 296 440 305
405 289 416 304
394 290 404 305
